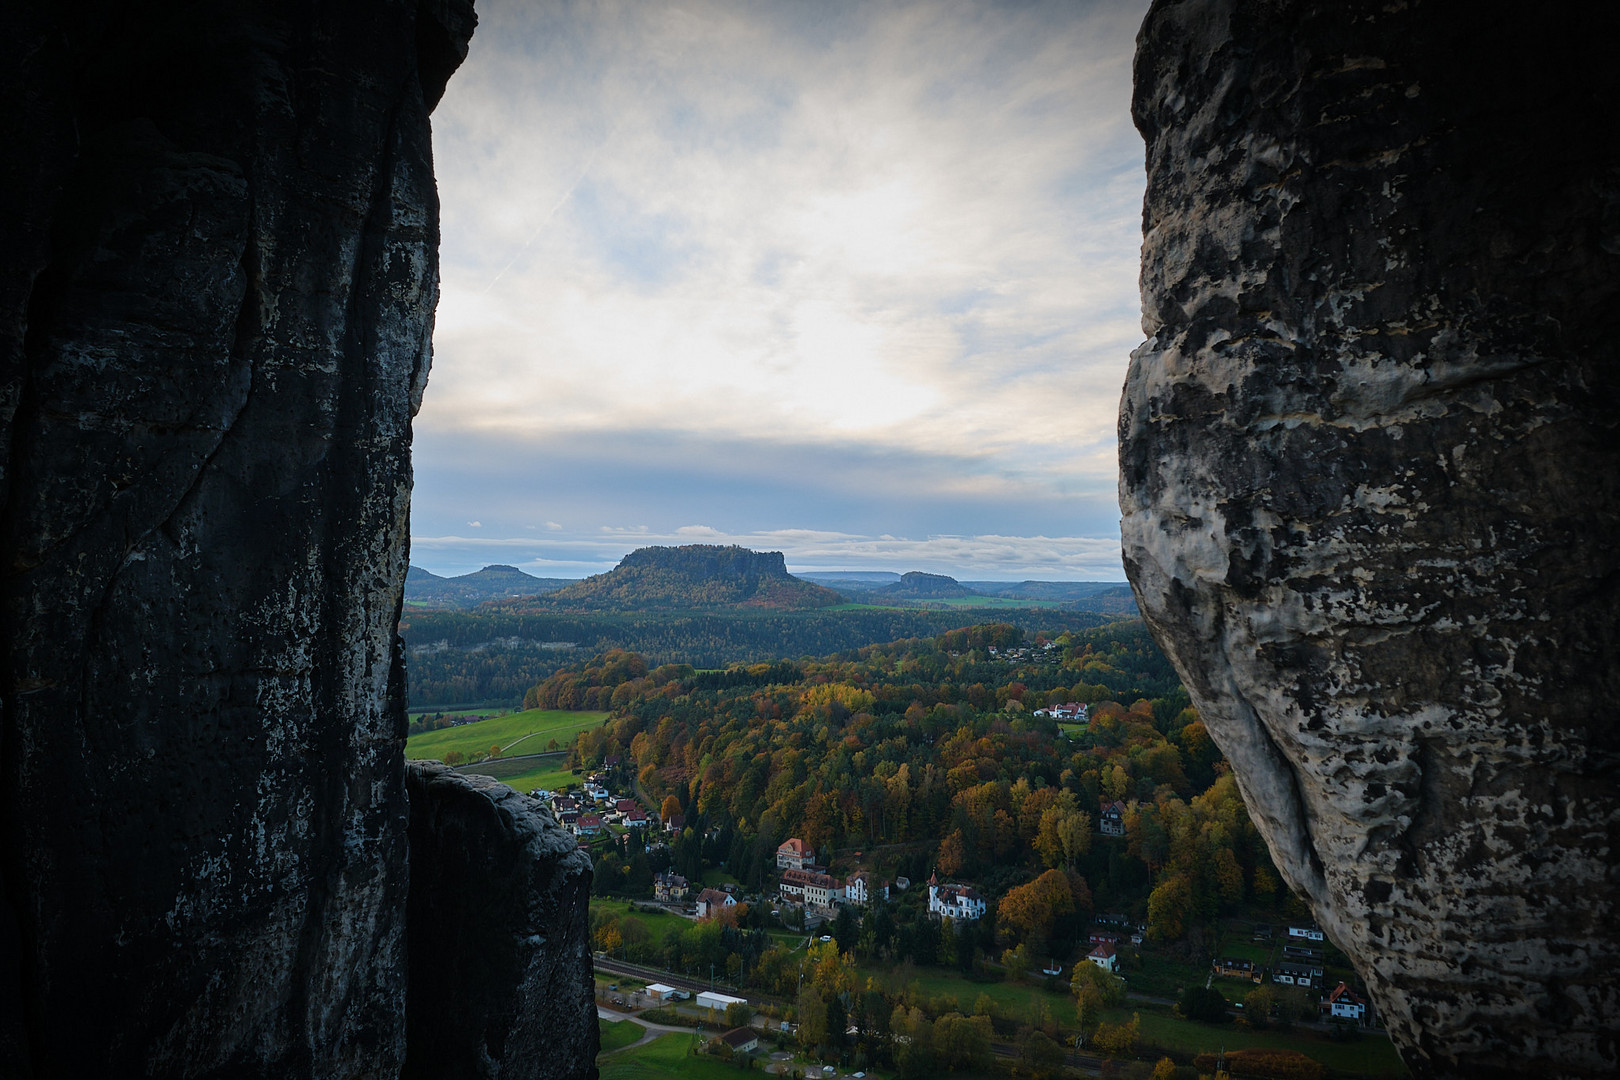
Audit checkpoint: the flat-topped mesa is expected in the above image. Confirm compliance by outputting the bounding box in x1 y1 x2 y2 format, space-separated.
541 544 843 610
1122 2 1619 1077
618 543 789 579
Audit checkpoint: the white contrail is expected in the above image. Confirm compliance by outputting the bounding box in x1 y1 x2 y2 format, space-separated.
483 131 615 293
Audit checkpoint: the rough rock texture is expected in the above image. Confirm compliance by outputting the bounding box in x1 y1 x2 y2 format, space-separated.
1122 2 1619 1076
0 1 473 1075
403 763 597 1080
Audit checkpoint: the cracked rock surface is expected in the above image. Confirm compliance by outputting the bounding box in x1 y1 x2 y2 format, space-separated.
404 763 597 1080
0 0 475 1075
1122 1 1619 1076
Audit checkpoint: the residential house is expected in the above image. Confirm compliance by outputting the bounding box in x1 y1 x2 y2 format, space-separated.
1087 942 1119 973
663 812 685 833
1320 982 1369 1022
1287 923 1325 942
624 808 649 828
776 838 815 871
845 871 888 906
614 799 637 814
654 872 689 902
1273 961 1322 988
575 813 602 837
1283 943 1324 962
1212 958 1258 982
1087 930 1120 946
719 1028 759 1054
1099 801 1127 837
696 888 737 919
927 876 986 921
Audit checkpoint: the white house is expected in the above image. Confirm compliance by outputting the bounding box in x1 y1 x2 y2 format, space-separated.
1087 942 1119 973
927 877 986 921
846 872 888 906
1321 982 1369 1022
1287 923 1325 942
1273 961 1320 988
696 888 737 919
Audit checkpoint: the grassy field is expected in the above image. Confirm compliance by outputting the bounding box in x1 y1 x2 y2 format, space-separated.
408 706 510 720
593 899 695 940
405 709 609 762
1111 1005 1407 1075
599 1018 646 1053
477 762 580 795
596 1032 741 1080
857 958 1405 1077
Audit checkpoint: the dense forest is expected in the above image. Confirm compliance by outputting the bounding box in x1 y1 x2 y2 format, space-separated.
400 607 1126 707
560 621 1285 952
562 620 1321 1072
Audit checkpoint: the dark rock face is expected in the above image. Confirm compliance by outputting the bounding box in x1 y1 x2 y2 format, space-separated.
0 1 479 1075
403 763 597 1080
1122 2 1619 1076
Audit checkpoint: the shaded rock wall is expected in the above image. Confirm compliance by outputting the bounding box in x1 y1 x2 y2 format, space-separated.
403 763 597 1080
1122 2 1619 1076
0 0 472 1075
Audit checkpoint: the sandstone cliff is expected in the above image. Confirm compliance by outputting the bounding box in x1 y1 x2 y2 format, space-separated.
0 1 587 1076
404 763 596 1080
1122 2 1619 1076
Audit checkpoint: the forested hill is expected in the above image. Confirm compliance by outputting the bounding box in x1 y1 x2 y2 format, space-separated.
514 544 844 612
873 570 978 599
399 606 1130 707
405 564 571 609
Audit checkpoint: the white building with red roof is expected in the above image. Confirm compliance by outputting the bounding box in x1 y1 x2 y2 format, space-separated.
776 837 814 871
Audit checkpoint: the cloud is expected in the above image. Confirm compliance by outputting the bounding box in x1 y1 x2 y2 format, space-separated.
419 0 1149 573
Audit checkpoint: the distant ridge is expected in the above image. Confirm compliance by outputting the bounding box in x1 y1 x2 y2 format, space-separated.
533 545 844 611
405 564 573 609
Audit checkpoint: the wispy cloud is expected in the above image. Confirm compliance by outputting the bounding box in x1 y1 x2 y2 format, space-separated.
419 0 1148 576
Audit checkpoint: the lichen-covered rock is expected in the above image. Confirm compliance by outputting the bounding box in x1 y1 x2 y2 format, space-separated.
0 1 473 1075
1122 2 1619 1076
404 762 597 1080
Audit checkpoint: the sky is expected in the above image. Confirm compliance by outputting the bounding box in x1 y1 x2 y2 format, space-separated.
412 0 1151 581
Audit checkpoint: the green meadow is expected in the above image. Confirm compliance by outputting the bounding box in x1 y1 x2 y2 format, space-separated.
405 708 609 763
596 1032 741 1080
598 1017 646 1054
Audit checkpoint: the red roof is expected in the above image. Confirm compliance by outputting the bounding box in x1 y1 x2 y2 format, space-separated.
778 838 812 855
1089 942 1117 959
1327 982 1368 1005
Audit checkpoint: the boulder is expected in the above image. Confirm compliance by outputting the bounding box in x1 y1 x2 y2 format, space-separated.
404 763 597 1080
